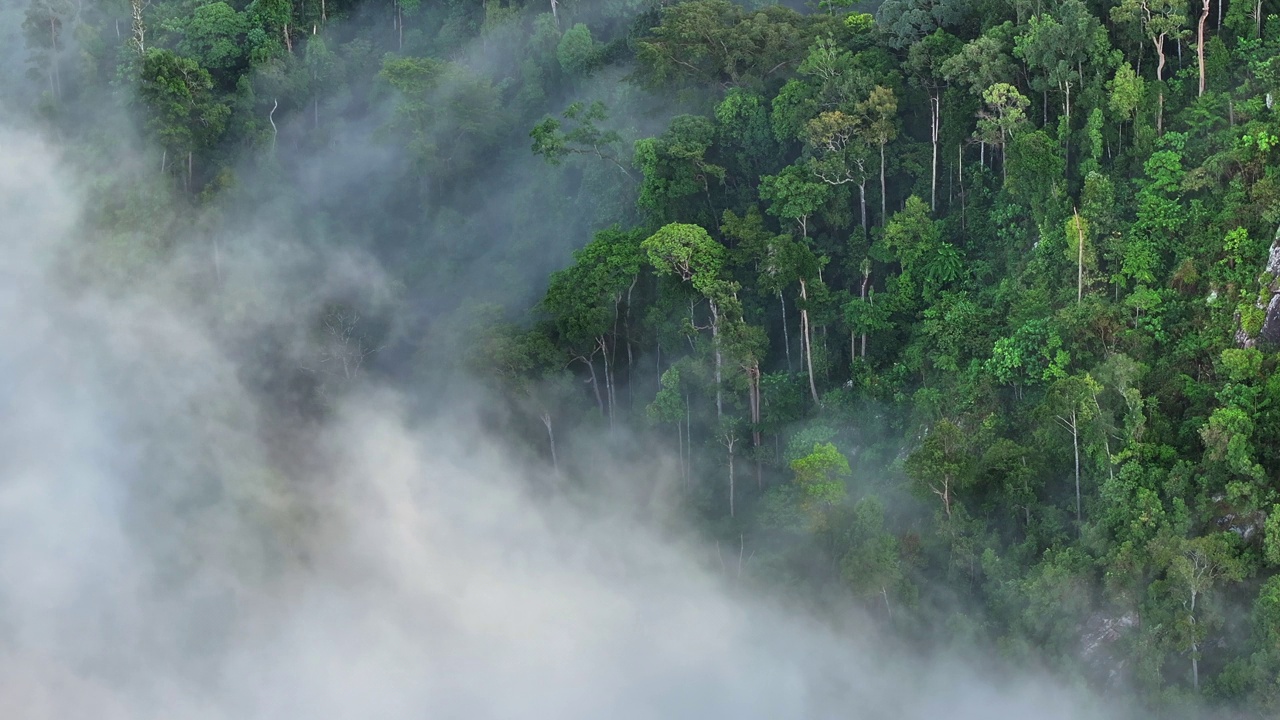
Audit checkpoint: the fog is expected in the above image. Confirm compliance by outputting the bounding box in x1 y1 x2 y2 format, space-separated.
0 103 1143 720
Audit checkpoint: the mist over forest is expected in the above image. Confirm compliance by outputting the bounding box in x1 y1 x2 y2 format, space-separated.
3 0 1280 717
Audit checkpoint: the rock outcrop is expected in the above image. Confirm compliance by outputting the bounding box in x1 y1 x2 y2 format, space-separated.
1235 225 1280 347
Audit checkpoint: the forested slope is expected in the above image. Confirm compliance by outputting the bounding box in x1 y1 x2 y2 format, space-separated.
10 0 1280 714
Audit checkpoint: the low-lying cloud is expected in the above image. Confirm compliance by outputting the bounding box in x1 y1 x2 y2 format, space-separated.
0 123 1129 720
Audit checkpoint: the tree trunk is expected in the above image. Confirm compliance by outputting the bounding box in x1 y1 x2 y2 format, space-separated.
1197 0 1210 97
213 235 222 285
269 98 279 152
1189 587 1200 692
686 392 693 483
48 18 62 101
1072 408 1081 524
860 263 871 357
879 142 887 226
711 303 723 421
799 279 820 405
677 422 685 486
749 363 762 490
1154 35 1167 133
858 182 867 230
726 433 736 518
599 336 614 428
131 0 146 54
1074 207 1085 303
582 356 604 417
930 93 940 213
541 412 558 473
779 291 792 372
1063 81 1071 173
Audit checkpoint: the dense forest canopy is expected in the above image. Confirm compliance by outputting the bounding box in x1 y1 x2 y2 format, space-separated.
7 0 1280 715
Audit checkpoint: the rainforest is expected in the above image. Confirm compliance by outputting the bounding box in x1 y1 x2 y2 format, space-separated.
3 0 1280 717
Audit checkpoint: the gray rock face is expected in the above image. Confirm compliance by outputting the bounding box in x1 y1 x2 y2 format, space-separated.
1262 230 1280 344
1238 225 1280 348
1263 293 1280 345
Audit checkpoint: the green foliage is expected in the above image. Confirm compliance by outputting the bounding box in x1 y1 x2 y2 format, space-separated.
556 23 600 77
789 441 851 528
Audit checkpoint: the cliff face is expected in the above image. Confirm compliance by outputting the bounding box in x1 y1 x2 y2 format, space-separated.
1236 226 1280 348
1263 235 1280 345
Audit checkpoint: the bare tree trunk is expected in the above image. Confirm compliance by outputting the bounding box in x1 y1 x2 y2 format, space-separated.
1155 34 1167 133
685 392 692 483
269 98 279 153
1190 588 1200 692
1074 207 1085 303
1197 0 1210 97
710 302 723 421
879 142 887 225
799 279 819 405
49 18 62 101
541 412 558 473
1072 408 1081 524
677 422 685 486
213 236 222 284
748 363 762 490
860 261 870 357
858 182 867 230
930 93 940 212
131 0 147 54
779 291 792 372
726 431 736 518
599 336 614 428
581 356 604 417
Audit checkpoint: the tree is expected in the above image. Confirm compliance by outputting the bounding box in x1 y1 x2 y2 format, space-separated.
802 110 872 228
380 56 503 177
856 86 897 225
648 366 690 483
634 115 725 225
556 23 600 78
875 0 965 50
1043 373 1103 525
643 223 735 419
1158 533 1247 692
908 30 961 212
22 0 75 102
531 101 633 179
1110 0 1186 132
633 0 807 92
905 418 973 519
790 442 850 530
138 48 231 190
974 82 1030 182
178 2 249 80
1108 63 1144 150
